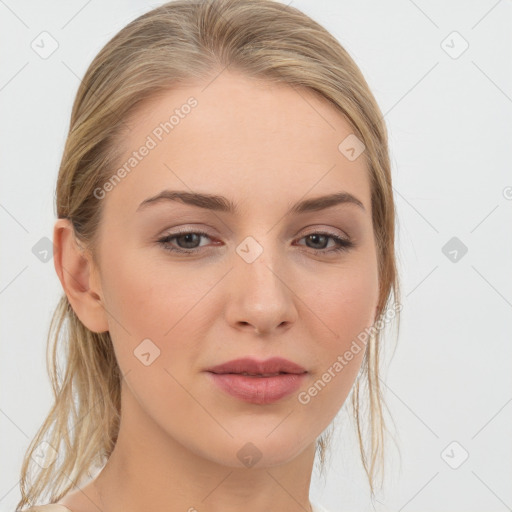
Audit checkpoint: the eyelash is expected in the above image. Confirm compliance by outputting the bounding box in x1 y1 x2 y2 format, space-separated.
157 229 354 256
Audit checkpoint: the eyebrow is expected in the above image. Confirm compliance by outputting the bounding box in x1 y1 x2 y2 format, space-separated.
136 190 366 215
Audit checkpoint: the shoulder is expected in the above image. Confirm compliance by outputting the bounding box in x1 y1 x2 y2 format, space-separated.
30 502 329 512
26 505 73 512
311 501 333 512
26 503 329 512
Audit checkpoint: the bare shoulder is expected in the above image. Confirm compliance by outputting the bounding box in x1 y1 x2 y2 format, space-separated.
311 502 333 512
25 505 73 512
34 480 98 512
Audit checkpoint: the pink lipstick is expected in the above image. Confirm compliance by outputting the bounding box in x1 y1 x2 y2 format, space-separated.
205 357 307 404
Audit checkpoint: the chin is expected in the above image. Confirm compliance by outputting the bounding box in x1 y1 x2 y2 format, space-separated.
205 431 313 469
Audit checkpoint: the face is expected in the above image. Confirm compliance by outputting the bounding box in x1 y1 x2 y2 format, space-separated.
83 71 379 468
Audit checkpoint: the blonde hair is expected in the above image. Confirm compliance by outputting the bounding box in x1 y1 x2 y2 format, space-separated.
16 0 401 509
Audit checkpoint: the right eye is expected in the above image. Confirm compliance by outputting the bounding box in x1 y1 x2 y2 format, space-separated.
157 230 216 254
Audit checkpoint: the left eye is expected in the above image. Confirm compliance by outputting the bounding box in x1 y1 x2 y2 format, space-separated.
158 230 213 254
157 230 354 255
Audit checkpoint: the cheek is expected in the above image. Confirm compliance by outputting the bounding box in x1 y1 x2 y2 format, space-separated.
99 254 208 415
102 246 200 331
301 261 379 346
293 268 376 430
100 249 216 372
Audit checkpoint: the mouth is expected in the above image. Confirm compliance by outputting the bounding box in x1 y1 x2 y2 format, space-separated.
220 371 289 377
205 357 307 404
206 356 307 376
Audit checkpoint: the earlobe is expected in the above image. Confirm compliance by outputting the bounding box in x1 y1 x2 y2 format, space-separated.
53 218 109 333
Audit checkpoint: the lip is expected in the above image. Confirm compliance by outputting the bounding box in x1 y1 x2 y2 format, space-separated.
206 357 307 375
205 357 307 405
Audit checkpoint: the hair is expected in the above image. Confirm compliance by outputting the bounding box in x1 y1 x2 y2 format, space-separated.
16 0 401 509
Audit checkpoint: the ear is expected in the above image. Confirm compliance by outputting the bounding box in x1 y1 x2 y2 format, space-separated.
53 218 109 333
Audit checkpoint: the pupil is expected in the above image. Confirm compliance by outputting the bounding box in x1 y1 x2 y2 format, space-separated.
179 233 199 248
308 234 326 249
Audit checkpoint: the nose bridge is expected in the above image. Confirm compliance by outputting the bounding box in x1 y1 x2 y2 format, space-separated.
228 233 296 333
235 234 285 297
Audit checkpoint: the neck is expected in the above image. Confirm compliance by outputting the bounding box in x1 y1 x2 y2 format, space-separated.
93 384 316 512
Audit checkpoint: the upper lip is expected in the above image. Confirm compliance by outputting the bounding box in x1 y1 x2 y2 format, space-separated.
206 357 307 376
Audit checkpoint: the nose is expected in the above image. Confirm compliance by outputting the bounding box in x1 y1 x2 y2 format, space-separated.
225 243 298 337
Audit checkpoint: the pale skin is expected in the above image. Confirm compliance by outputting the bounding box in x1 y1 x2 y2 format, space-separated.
53 71 380 512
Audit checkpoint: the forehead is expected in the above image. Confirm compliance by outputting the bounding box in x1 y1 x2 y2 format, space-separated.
101 71 371 221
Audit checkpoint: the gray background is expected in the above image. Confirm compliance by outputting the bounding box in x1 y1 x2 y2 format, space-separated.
1 1 511 511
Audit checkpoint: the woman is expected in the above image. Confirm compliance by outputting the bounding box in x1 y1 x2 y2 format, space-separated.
17 0 401 511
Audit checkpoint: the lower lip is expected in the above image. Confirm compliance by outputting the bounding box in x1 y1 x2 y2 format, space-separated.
206 372 307 404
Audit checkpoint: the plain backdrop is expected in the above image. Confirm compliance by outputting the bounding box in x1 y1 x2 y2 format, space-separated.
1 1 511 511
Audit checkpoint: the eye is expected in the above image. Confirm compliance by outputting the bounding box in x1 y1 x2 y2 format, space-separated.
157 229 214 254
157 229 354 256
294 232 354 254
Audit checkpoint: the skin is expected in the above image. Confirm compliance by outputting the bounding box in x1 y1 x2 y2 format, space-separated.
53 70 379 512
